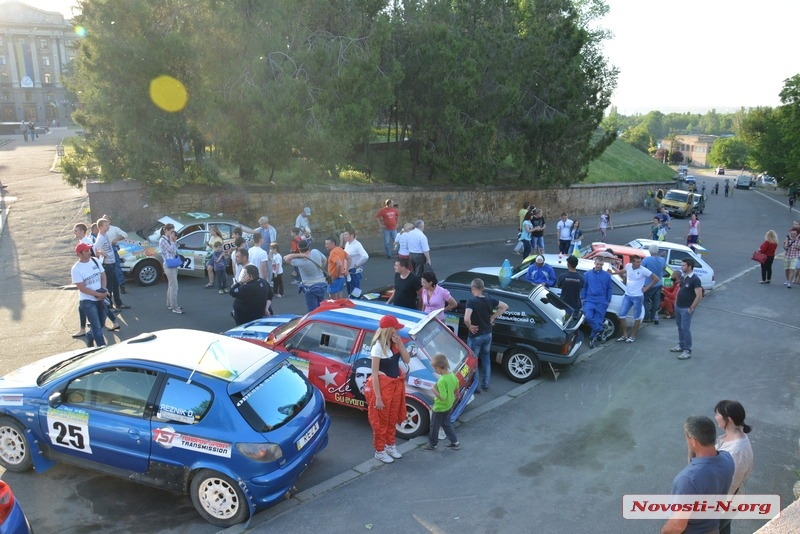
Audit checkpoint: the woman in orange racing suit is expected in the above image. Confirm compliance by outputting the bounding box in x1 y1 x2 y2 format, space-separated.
364 315 411 464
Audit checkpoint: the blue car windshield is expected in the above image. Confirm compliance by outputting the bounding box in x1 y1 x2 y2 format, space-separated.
233 362 313 432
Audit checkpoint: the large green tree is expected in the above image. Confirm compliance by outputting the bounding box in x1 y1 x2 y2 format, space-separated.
707 137 748 169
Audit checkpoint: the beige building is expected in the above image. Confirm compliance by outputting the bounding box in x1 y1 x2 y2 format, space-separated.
0 1 77 125
661 134 718 167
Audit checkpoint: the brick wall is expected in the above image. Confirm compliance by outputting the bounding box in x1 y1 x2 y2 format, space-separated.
86 181 671 238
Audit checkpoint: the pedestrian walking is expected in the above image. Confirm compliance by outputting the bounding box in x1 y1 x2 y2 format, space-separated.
363 315 412 464
756 230 778 284
268 242 284 297
375 199 400 259
670 259 704 360
686 213 700 249
714 182 719 195
783 228 800 288
598 209 612 242
464 278 508 393
422 353 460 452
790 192 796 211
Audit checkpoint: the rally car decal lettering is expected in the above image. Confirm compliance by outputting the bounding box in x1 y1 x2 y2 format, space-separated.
153 426 232 458
47 407 93 454
0 394 22 406
157 404 196 424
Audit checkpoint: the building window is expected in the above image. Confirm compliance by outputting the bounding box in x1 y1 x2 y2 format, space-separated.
25 91 33 102
43 56 50 67
43 73 52 84
0 55 6 66
40 39 48 49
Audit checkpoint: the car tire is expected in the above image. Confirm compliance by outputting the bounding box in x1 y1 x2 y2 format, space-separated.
602 314 620 341
501 349 541 383
190 469 249 527
133 259 162 286
0 417 33 473
396 398 430 440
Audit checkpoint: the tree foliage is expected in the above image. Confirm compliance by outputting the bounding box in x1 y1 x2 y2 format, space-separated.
63 0 618 187
707 137 748 169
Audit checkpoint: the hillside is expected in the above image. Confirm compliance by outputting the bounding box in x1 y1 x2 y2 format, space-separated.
583 139 675 184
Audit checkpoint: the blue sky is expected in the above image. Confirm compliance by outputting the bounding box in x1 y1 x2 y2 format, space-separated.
17 0 800 115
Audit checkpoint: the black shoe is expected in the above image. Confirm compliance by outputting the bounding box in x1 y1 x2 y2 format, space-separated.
654 318 659 325
116 304 131 310
473 388 482 395
84 336 94 348
589 336 596 349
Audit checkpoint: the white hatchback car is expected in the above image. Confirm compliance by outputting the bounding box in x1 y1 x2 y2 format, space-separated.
626 239 715 290
470 254 644 341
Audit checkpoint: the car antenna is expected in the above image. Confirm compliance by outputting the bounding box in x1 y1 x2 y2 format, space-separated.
187 340 238 384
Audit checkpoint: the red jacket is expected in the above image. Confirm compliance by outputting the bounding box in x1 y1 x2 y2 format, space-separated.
759 240 778 257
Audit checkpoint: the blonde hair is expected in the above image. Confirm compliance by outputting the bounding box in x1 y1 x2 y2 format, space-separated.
765 230 778 244
371 327 394 351
431 353 449 371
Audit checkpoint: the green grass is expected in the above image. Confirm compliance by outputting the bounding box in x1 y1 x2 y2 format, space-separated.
583 140 675 184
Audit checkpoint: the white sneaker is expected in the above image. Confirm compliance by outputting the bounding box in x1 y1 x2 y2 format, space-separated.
374 450 394 464
385 445 402 459
678 350 692 360
669 345 683 352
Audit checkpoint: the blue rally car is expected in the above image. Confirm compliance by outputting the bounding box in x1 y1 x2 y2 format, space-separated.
0 329 330 527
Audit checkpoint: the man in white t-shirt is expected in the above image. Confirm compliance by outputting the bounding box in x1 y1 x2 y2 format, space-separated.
555 212 574 255
612 255 659 343
406 220 431 277
247 232 269 281
343 229 369 296
71 243 108 347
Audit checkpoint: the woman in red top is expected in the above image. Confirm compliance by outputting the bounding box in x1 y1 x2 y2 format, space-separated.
758 230 779 284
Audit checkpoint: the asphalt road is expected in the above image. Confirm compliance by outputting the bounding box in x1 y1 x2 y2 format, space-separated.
1 140 798 533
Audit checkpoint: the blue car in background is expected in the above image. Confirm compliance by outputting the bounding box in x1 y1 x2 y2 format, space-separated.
0 329 329 527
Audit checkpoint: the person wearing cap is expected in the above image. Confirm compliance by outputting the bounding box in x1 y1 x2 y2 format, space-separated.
295 207 312 240
375 199 400 259
363 315 412 464
524 255 556 287
71 242 108 347
284 240 328 312
580 257 613 348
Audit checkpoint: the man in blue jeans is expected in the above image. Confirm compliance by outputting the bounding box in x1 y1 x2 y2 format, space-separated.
641 244 666 324
284 240 328 312
671 259 704 360
463 278 508 393
612 255 658 343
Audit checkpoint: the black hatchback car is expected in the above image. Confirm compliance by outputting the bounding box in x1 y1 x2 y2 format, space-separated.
438 272 585 383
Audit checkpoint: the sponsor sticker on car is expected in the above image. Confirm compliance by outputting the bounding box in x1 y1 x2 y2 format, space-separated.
153 426 232 458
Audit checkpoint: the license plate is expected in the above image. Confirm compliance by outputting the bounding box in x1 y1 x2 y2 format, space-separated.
296 421 320 451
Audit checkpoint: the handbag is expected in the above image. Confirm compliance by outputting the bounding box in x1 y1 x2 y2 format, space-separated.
165 256 182 268
751 250 767 264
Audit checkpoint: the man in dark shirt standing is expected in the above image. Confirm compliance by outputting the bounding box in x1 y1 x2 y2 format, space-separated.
230 265 269 325
556 255 584 310
464 278 508 393
671 258 704 360
387 258 421 310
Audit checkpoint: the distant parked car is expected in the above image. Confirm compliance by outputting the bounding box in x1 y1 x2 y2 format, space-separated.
715 166 725 175
757 174 777 190
118 213 254 286
734 175 753 189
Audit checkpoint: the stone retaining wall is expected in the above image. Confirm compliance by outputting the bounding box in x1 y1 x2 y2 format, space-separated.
86 181 673 239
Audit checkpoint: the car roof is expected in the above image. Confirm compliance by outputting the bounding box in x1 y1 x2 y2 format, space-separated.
157 213 254 234
442 271 542 297
629 239 700 254
80 329 283 382
302 299 434 337
586 243 650 258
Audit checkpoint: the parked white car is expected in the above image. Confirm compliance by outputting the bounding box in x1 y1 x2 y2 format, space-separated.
470 254 644 341
626 239 715 290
